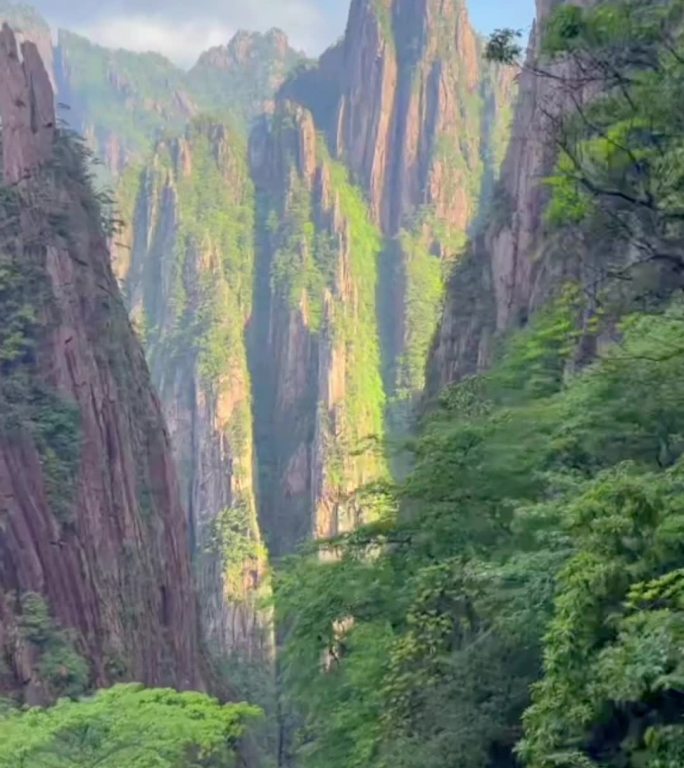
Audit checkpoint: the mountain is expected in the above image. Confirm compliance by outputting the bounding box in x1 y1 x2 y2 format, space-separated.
281 0 514 400
0 2 305 176
428 0 600 392
249 103 389 556
0 0 53 86
104 5 514 752
271 2 684 766
55 29 305 175
116 0 513 563
55 31 198 175
0 0 514 750
188 29 308 126
0 24 203 704
5 0 682 765
122 118 272 660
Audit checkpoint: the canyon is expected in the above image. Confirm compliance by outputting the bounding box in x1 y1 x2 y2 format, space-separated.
0 0 517 703
5 0 673 765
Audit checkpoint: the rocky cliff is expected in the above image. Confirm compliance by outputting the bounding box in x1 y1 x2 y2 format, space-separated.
245 0 512 554
282 0 514 398
54 30 198 176
250 104 388 555
0 0 53 88
0 25 203 704
428 0 597 392
112 0 512 599
120 119 272 667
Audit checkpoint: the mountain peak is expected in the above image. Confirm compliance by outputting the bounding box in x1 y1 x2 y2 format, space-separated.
194 27 301 71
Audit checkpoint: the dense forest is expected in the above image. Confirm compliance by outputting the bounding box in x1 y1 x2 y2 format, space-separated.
275 2 684 766
0 0 683 766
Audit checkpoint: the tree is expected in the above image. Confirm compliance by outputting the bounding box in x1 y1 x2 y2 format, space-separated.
485 28 524 65
487 1 684 292
0 684 261 768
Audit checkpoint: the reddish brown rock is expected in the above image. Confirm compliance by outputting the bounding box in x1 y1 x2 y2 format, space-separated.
279 0 514 396
0 26 204 702
250 103 387 556
121 122 273 666
0 24 55 184
428 0 597 393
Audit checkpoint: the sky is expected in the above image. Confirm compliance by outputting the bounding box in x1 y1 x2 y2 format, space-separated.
28 0 536 68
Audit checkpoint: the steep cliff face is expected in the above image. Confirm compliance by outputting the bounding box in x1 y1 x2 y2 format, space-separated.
428 0 597 393
282 0 514 398
0 25 203 704
119 121 272 670
243 0 514 554
250 104 388 555
0 1 53 88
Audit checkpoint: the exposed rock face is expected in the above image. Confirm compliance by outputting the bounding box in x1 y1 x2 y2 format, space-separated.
250 104 387 555
281 0 514 396
0 24 55 183
120 121 272 663
243 0 514 556
428 0 596 393
0 27 203 704
0 1 54 88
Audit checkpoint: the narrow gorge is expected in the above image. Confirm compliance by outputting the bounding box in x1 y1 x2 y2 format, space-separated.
2 0 684 766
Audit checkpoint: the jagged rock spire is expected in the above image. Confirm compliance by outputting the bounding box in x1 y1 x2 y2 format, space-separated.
0 23 55 184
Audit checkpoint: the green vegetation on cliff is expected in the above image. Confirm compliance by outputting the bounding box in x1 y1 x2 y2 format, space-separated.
274 4 684 767
277 291 684 768
57 27 302 176
15 593 89 700
0 158 82 524
143 120 255 391
188 30 304 129
264 126 388 499
58 31 191 160
124 121 272 721
325 151 387 470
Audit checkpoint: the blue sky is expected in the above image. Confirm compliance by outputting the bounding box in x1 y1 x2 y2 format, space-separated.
29 0 536 66
468 0 536 38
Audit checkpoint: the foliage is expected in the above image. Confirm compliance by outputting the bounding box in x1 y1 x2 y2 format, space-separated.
0 683 261 768
486 28 525 65
208 503 267 602
218 653 278 764
264 129 388 497
58 26 302 170
323 147 387 469
276 291 684 768
57 31 193 160
396 228 445 395
0 176 82 523
143 120 257 390
539 0 684 290
16 593 89 700
519 466 684 767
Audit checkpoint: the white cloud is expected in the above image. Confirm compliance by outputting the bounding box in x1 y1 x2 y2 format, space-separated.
50 0 336 66
74 15 235 67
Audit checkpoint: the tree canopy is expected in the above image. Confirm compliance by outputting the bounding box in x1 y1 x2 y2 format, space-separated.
0 684 261 768
274 3 684 765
